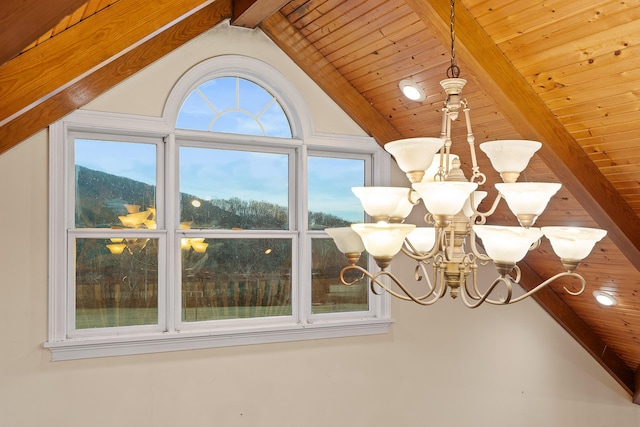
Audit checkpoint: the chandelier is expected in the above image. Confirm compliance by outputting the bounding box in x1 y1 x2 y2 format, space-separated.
325 0 607 308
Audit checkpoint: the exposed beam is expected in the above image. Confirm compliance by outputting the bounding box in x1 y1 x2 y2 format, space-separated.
405 0 640 399
232 0 290 28
260 12 402 144
0 0 213 125
0 0 232 153
635 368 640 405
407 0 640 270
0 0 88 66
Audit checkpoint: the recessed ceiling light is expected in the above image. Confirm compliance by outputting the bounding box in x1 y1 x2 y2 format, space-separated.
593 290 618 307
399 79 426 101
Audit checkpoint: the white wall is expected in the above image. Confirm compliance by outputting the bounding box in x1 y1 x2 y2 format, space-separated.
0 20 639 427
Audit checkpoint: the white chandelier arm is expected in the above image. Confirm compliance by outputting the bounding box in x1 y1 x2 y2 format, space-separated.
468 228 492 262
461 268 587 307
462 103 486 185
469 192 503 222
338 264 444 305
423 211 436 225
467 258 487 299
401 239 440 261
502 270 587 304
459 275 515 309
463 265 521 308
372 267 442 305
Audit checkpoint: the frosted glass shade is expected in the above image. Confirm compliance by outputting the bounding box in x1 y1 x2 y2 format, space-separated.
351 223 416 258
422 154 459 182
412 181 478 216
479 140 542 174
496 182 561 218
390 192 417 220
352 187 411 220
541 226 607 261
384 137 444 173
462 191 488 217
473 225 543 263
405 227 436 253
326 227 365 254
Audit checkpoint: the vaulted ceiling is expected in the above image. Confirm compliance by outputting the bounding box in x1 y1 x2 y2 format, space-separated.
2 0 639 403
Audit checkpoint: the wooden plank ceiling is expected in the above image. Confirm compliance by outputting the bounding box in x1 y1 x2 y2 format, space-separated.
1 0 639 403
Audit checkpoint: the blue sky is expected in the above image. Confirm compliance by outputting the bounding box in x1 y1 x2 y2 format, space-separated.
74 77 364 223
75 140 364 223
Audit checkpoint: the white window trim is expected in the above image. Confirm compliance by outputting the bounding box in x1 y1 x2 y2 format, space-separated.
46 56 393 361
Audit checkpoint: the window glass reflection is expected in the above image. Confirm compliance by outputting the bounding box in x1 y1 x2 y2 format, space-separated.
75 139 156 229
311 238 368 314
308 156 365 230
75 238 159 329
180 147 289 230
181 238 292 321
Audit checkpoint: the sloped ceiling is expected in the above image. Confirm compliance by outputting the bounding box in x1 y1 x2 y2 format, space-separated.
1 0 639 403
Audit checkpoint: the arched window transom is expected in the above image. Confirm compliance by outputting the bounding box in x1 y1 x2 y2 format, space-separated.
177 77 292 138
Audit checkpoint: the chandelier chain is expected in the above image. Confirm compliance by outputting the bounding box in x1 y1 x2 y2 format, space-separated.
447 0 460 78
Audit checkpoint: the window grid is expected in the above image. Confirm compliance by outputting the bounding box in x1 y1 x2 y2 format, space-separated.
46 56 391 360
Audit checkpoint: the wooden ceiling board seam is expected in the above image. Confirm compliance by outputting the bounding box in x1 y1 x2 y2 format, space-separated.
316 5 417 58
302 0 391 45
496 3 640 61
508 22 640 78
325 19 426 67
462 0 531 24
81 0 103 18
340 37 445 84
0 0 89 65
485 0 626 45
260 11 403 144
278 0 306 17
294 0 349 35
284 0 331 26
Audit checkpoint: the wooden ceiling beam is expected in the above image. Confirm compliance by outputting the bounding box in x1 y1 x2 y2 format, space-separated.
0 0 232 154
404 0 639 399
635 368 640 404
232 0 290 28
260 11 402 145
0 0 214 125
406 0 640 270
0 0 88 66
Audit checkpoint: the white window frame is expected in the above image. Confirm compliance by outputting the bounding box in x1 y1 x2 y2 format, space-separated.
46 55 392 361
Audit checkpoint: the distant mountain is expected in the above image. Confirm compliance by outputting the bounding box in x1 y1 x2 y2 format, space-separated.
75 166 351 230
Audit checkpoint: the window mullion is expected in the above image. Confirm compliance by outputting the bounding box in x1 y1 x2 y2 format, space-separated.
46 56 392 361
296 144 310 324
165 132 178 333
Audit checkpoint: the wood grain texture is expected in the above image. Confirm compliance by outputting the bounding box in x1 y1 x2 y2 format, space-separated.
405 0 640 271
232 0 290 27
0 0 89 65
3 0 640 401
266 0 640 399
0 0 216 133
261 11 403 144
0 0 232 153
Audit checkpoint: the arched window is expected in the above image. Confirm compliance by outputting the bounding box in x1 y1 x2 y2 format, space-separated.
47 55 390 360
177 77 292 138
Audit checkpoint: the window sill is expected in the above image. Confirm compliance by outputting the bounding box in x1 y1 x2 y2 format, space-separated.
44 318 393 361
